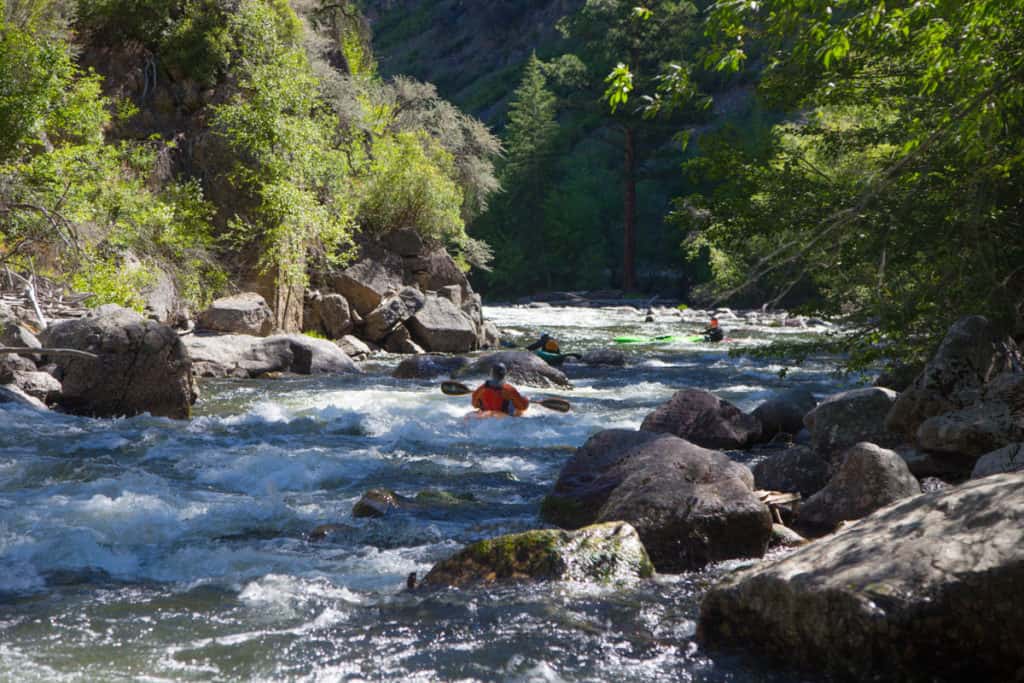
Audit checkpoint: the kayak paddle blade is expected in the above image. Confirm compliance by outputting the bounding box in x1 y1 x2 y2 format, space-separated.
441 380 471 396
537 398 571 413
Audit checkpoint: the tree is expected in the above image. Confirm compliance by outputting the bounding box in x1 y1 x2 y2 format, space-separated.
504 52 559 185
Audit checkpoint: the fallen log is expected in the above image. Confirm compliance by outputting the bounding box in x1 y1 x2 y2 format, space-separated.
0 347 98 361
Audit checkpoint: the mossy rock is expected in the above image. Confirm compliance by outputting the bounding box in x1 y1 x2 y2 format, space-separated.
420 522 654 589
414 489 477 505
352 488 404 518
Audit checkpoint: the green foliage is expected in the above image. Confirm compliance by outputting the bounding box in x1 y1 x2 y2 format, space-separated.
504 53 559 183
71 253 153 311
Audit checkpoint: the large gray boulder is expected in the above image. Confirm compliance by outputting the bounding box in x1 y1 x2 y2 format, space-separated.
0 383 47 409
752 445 831 499
407 246 471 299
328 250 405 317
796 442 921 536
804 387 901 456
541 430 771 572
582 348 626 367
886 315 1021 439
640 388 762 450
362 287 425 342
304 292 354 339
197 293 274 336
406 295 478 353
184 333 358 378
698 473 1024 682
392 354 470 380
752 389 817 439
915 370 1024 458
420 522 654 589
971 443 1024 479
43 306 196 419
456 351 570 388
0 314 41 349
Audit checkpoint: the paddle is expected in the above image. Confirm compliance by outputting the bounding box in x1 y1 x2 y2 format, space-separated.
440 381 571 413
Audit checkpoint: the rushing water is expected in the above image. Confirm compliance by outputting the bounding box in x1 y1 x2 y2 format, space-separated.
0 306 856 682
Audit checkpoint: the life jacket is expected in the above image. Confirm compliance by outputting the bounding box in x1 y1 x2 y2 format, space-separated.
544 339 560 352
475 380 514 414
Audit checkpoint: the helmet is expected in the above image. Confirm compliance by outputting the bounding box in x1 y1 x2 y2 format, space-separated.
540 332 551 340
490 362 508 382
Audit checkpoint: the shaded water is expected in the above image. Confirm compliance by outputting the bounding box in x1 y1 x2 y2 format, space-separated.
0 306 853 681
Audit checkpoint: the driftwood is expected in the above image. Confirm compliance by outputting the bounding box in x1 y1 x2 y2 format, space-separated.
757 490 802 525
0 347 98 360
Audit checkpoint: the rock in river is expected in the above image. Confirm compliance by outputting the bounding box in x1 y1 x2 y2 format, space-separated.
456 351 570 388
640 388 762 450
698 472 1024 683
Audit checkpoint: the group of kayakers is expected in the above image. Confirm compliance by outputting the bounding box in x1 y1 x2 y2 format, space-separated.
467 317 725 417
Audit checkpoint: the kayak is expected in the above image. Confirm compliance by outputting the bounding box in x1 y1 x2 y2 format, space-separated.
534 349 566 366
465 410 514 420
612 334 685 345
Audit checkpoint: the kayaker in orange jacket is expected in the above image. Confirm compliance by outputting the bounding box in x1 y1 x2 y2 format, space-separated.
471 363 529 416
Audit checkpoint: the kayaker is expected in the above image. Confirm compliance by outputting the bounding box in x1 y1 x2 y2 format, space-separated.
526 332 560 354
471 363 529 416
703 317 725 343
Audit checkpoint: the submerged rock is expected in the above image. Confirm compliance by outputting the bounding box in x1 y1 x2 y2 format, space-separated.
640 388 762 450
541 429 771 572
420 522 654 588
581 348 626 367
43 306 196 419
698 473 1024 682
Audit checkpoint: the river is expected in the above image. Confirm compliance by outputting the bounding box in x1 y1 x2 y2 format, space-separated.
0 305 856 682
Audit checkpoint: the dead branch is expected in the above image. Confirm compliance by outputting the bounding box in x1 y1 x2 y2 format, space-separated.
0 347 98 360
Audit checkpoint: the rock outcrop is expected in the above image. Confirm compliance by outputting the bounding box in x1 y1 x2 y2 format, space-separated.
43 305 196 419
197 292 274 336
184 333 359 378
804 387 900 456
456 351 570 388
698 473 1024 682
406 295 479 352
796 442 921 536
541 429 771 571
640 389 762 450
362 287 425 342
971 443 1024 479
420 522 654 588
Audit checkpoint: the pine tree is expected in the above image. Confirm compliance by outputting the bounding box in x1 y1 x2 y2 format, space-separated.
503 52 558 185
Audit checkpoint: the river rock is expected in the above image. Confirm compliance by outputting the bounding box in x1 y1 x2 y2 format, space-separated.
184 333 359 378
971 443 1024 478
420 522 654 589
383 323 420 354
197 292 274 336
541 429 771 571
752 445 830 499
0 383 47 409
0 316 41 349
917 401 1024 458
796 442 921 536
581 348 626 367
0 352 38 383
769 523 807 548
456 351 570 388
392 354 469 380
307 292 354 339
10 370 61 403
479 321 501 349
804 387 901 456
752 389 817 440
897 447 972 480
353 489 404 518
328 250 405 316
43 306 196 419
406 295 479 353
640 388 762 450
698 472 1024 682
886 315 1021 439
362 287 426 342
337 335 371 359
408 246 471 299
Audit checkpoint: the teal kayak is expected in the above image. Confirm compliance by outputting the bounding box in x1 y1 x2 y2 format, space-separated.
535 349 566 366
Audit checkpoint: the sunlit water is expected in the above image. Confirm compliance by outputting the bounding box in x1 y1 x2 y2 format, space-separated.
0 306 855 681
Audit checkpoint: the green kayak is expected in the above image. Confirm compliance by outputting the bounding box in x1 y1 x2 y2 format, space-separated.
612 334 692 345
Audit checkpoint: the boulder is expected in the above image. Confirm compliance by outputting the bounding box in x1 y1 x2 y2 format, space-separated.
406 295 479 353
392 354 469 380
10 370 61 403
337 335 370 359
478 321 501 350
897 447 973 480
436 284 462 307
0 352 38 383
456 351 570 388
420 522 654 589
353 489 404 518
184 333 359 378
328 250 405 316
917 401 1024 458
640 388 762 450
315 293 354 339
0 317 41 349
796 442 921 536
407 247 470 299
581 348 626 367
0 383 47 409
769 524 807 549
197 292 274 336
698 473 1024 683
383 324 424 354
804 387 901 456
752 389 817 439
541 429 771 572
382 227 424 257
43 306 196 419
971 443 1024 479
362 287 425 342
886 315 1021 439
752 445 831 499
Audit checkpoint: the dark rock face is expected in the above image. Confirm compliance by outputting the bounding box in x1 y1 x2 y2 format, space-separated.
971 443 1024 478
362 287 426 342
456 351 570 388
353 489 403 518
43 306 196 419
420 522 654 589
752 389 817 440
184 333 359 378
541 429 771 572
197 292 274 336
698 473 1024 683
796 442 921 536
406 295 479 352
804 387 901 456
329 250 406 317
640 389 762 450
886 315 1021 439
392 354 469 380
752 445 831 499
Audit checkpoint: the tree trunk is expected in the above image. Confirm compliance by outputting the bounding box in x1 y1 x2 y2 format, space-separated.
623 125 637 292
